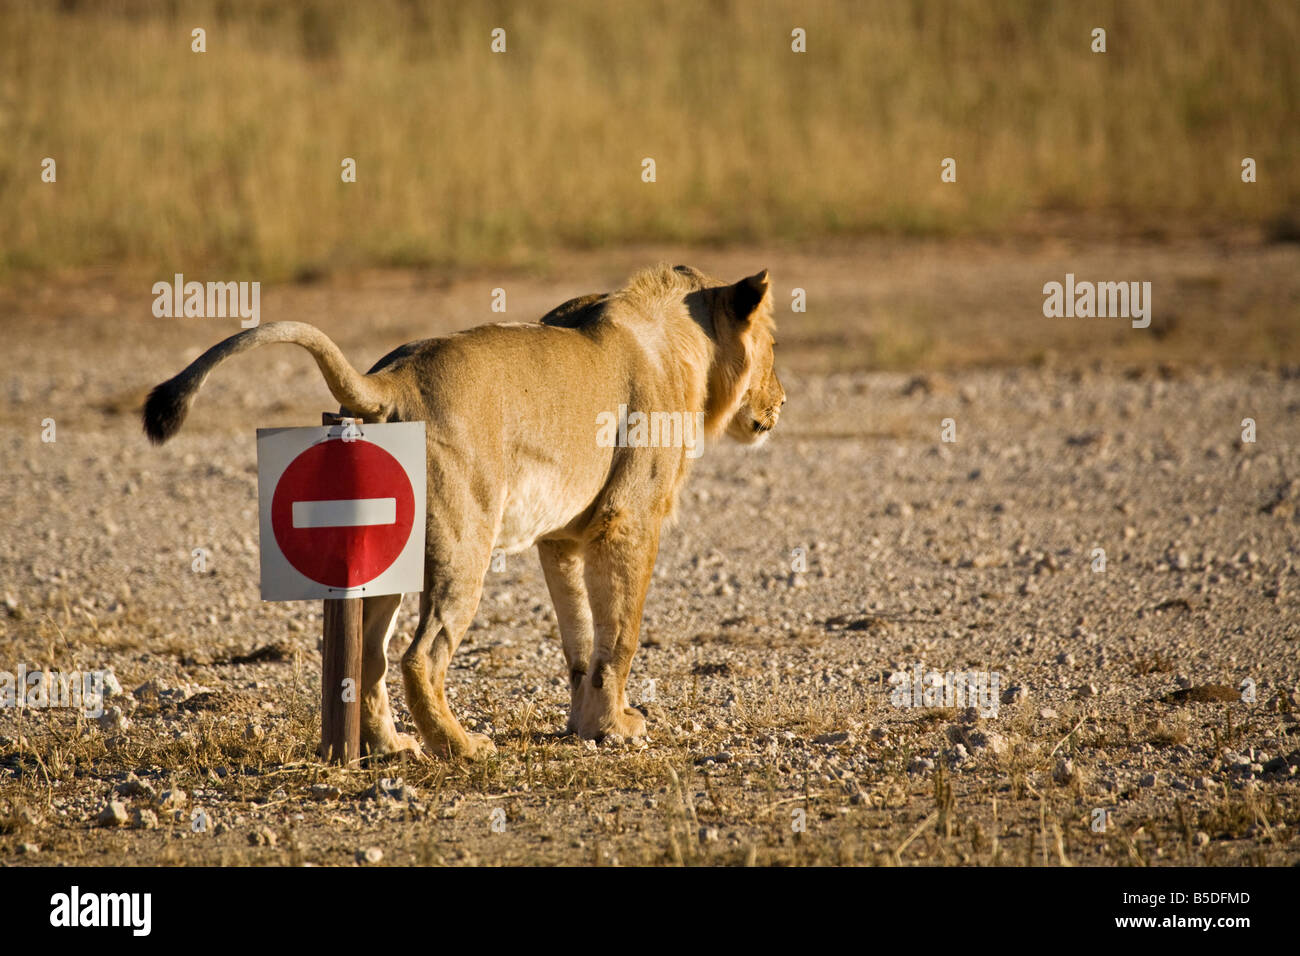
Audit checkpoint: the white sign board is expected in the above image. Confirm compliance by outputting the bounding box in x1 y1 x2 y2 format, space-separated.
256 421 426 601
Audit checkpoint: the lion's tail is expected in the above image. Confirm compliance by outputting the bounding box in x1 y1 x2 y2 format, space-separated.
142 321 394 444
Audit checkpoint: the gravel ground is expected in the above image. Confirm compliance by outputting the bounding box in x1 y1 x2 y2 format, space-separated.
2 238 1298 866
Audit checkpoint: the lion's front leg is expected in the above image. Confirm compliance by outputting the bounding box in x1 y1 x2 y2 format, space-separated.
537 539 595 735
573 515 659 741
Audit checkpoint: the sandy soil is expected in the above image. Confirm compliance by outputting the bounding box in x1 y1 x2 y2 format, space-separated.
1 236 1298 866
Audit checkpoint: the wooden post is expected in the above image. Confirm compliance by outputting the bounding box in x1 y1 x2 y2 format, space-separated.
319 413 363 765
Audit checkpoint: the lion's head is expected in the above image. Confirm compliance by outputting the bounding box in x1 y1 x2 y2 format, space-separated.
674 266 785 444
545 264 787 446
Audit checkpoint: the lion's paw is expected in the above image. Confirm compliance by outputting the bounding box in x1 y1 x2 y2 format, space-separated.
363 731 429 763
615 706 648 739
575 704 647 741
435 731 496 762
391 732 431 761
461 732 496 761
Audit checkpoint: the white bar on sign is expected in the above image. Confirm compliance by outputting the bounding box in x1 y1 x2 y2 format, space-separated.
292 497 396 529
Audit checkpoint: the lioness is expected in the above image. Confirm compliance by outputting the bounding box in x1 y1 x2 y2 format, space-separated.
143 264 784 759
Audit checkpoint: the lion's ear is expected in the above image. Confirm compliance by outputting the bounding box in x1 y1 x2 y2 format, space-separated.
731 269 771 323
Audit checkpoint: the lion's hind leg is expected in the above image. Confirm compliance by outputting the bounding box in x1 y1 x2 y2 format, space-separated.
399 556 495 761
359 593 424 759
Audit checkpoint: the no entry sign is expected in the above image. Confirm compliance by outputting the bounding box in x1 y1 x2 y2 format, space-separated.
256 421 426 601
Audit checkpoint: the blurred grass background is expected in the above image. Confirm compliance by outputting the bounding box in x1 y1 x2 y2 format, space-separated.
1 0 1297 280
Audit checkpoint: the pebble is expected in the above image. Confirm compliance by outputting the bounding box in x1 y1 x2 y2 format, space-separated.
813 731 853 745
13 806 42 827
116 773 155 800
157 788 187 812
133 678 168 700
365 778 416 802
97 707 130 732
96 801 129 827
967 731 1009 757
357 846 384 864
130 808 159 830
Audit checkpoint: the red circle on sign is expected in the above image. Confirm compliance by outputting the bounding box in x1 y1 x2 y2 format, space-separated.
271 439 416 589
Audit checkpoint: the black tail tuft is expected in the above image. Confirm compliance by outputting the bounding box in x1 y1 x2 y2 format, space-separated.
142 377 189 445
